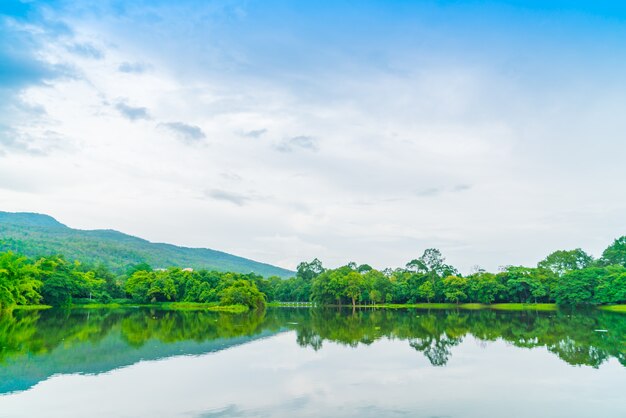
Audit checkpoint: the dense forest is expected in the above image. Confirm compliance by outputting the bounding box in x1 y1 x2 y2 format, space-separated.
1 236 626 310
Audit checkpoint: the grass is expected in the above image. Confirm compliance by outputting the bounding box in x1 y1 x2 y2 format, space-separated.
206 304 249 313
10 304 52 311
71 303 127 309
489 303 557 311
267 301 313 307
458 303 486 310
69 301 250 313
363 303 558 311
598 305 626 313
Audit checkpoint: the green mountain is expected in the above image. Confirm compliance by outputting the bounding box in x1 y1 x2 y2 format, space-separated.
0 211 294 278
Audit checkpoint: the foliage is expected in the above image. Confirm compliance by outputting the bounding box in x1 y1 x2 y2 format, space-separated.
219 280 266 310
538 248 594 275
600 236 626 267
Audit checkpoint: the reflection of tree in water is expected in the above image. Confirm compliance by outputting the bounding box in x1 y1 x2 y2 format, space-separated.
408 334 461 366
290 308 626 368
549 337 609 367
0 307 625 368
296 327 323 351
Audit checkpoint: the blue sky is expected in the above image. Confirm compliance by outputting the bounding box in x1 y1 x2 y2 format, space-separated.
2 0 626 272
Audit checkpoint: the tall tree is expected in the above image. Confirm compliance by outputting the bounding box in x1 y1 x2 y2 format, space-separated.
600 236 626 267
538 248 593 275
296 258 325 282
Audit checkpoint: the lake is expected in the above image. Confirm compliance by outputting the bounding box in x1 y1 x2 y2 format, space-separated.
0 307 624 418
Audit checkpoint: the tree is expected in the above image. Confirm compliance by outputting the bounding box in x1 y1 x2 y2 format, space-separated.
38 256 83 306
538 249 593 275
442 276 467 304
369 289 382 305
499 266 549 303
406 248 458 277
124 270 155 303
219 279 266 310
554 268 603 306
594 265 626 304
600 236 626 267
344 271 365 308
467 272 500 304
418 280 435 303
0 252 42 308
296 258 325 282
366 269 392 305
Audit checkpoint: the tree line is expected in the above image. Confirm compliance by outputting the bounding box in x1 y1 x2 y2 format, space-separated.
0 253 266 310
1 236 626 309
284 236 626 307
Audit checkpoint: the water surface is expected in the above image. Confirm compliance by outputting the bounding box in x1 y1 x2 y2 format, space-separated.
0 307 624 417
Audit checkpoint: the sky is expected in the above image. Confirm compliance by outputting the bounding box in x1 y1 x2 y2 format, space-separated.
2 0 626 273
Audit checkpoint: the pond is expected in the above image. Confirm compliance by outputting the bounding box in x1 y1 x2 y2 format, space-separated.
0 307 624 417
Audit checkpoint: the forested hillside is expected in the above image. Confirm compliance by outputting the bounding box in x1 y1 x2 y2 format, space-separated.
0 212 293 278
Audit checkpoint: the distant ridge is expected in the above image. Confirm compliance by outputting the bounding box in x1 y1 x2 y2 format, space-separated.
0 212 66 228
0 211 294 278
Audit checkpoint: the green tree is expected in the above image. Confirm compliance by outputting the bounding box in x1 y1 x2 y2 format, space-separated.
219 279 266 310
406 248 458 277
0 252 42 308
467 272 500 304
538 249 593 275
418 280 435 303
344 271 365 308
296 258 325 282
554 268 604 306
442 276 467 304
124 270 155 303
600 236 626 267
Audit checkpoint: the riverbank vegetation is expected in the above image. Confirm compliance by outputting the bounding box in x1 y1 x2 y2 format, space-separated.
1 236 626 310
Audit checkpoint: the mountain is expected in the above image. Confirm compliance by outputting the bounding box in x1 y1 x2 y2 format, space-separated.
0 211 294 278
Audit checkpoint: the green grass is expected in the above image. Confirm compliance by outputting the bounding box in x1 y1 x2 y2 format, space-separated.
206 304 249 313
267 301 313 307
367 303 458 309
458 303 486 310
10 304 52 311
598 305 626 313
489 303 557 311
71 303 126 309
69 301 250 313
364 303 558 311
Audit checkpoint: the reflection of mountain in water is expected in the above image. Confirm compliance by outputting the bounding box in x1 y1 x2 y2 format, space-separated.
0 307 625 395
0 309 285 395
0 329 281 395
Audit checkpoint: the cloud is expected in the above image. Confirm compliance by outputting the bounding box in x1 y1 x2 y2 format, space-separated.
67 43 103 59
415 187 443 197
206 189 250 206
221 172 242 181
453 184 472 192
115 102 150 121
415 184 473 197
118 62 148 74
0 126 63 156
160 121 206 143
0 18 66 94
241 129 267 138
275 135 318 152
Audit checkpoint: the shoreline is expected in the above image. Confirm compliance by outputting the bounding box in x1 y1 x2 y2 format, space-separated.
6 302 626 313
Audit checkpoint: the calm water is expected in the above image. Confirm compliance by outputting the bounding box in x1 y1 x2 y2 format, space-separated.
0 307 624 418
